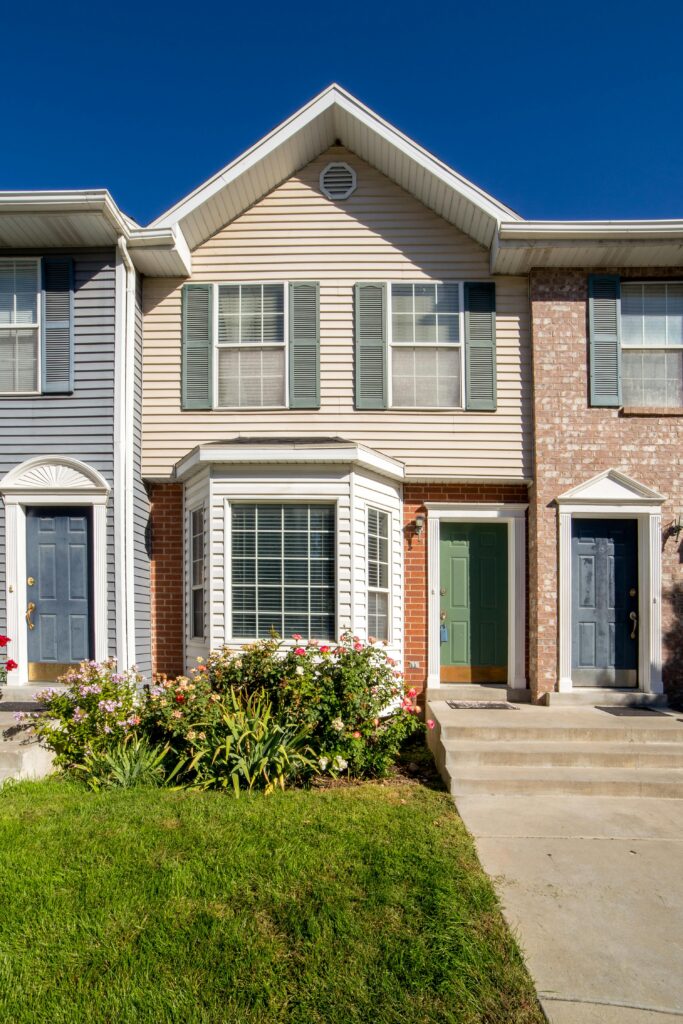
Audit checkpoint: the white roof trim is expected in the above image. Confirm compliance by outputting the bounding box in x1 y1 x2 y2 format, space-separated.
499 220 683 241
174 441 405 482
0 190 191 277
557 469 665 505
151 84 521 248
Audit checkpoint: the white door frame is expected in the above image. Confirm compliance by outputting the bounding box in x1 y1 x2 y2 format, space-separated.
425 503 528 691
557 470 665 694
0 457 110 685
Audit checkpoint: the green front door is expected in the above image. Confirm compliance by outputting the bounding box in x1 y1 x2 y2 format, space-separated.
439 522 508 683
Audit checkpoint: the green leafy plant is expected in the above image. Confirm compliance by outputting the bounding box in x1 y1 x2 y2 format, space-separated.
76 735 179 791
185 688 316 795
25 659 144 770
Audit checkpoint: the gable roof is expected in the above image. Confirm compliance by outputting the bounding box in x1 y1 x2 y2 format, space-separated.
151 84 521 251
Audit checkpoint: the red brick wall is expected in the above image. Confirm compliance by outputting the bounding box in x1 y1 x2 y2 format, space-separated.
529 269 683 706
403 482 529 695
149 482 184 678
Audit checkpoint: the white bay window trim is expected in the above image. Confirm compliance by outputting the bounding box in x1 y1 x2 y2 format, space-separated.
387 280 465 410
212 281 288 410
0 258 41 396
367 506 391 642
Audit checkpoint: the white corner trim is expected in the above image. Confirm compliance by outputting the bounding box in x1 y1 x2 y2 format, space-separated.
425 503 527 691
1 457 110 685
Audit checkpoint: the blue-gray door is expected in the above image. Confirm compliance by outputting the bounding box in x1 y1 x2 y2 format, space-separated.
26 509 92 674
572 519 638 687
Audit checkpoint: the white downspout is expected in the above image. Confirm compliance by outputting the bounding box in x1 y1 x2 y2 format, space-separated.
114 238 137 670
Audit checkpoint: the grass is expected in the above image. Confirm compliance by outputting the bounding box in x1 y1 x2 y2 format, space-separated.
0 765 542 1024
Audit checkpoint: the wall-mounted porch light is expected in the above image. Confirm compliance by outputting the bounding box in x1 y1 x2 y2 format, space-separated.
414 513 425 539
672 514 683 539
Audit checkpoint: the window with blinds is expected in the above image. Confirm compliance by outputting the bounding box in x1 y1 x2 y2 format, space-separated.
621 282 683 408
190 508 205 640
367 508 390 641
231 504 335 639
217 283 286 407
389 282 463 408
0 259 40 394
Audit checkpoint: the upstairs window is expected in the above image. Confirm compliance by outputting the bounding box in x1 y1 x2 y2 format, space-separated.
389 282 463 408
621 282 683 408
0 259 40 394
217 284 286 407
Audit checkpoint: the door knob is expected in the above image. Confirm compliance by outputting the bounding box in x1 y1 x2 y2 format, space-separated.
629 610 637 640
27 577 35 587
26 602 36 630
440 610 447 622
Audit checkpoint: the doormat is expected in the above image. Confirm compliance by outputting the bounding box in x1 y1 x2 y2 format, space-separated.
446 700 518 710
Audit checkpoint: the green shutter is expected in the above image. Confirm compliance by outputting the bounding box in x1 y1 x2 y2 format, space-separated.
589 275 621 407
354 282 387 410
181 284 213 410
288 281 320 408
465 282 497 411
41 257 74 394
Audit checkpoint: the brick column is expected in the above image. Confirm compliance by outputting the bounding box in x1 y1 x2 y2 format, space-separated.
149 482 184 678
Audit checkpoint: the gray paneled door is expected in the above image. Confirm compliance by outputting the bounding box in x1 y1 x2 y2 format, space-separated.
26 508 92 679
571 519 638 687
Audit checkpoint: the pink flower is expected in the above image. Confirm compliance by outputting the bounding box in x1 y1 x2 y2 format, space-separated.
353 642 363 652
172 710 183 719
368 635 377 645
427 719 435 730
291 633 302 641
352 730 361 739
407 688 417 699
319 645 330 654
294 647 306 656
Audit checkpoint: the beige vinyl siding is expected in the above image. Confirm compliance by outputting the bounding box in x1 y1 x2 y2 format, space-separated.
143 147 531 481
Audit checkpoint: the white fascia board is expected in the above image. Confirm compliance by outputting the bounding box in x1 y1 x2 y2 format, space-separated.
128 225 192 276
151 83 521 234
174 442 405 482
499 219 683 241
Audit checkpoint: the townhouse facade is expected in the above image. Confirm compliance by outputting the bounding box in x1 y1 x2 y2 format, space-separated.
1 86 682 707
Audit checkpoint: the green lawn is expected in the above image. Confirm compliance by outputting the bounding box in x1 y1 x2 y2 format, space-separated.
0 772 542 1024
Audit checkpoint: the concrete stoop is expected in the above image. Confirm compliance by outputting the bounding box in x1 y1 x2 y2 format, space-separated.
0 711 53 784
426 700 683 799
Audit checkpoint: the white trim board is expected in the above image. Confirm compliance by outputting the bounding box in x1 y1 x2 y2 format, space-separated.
425 503 527 693
0 456 110 685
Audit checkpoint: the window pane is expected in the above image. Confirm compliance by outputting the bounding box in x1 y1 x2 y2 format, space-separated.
394 347 461 408
0 261 37 327
0 329 38 393
392 313 414 343
367 508 390 640
414 313 436 343
666 285 683 345
391 283 413 313
623 349 683 408
414 283 437 313
218 347 285 407
621 284 643 347
643 285 667 347
217 283 285 349
368 591 389 642
437 283 459 313
192 588 204 639
263 284 284 314
241 285 262 316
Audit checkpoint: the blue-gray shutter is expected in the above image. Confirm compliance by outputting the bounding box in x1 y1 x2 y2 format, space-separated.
41 257 74 394
588 275 621 407
182 284 213 410
288 281 320 408
464 282 497 411
354 282 387 410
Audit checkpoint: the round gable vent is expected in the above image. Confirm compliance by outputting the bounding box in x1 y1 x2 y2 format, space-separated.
320 162 357 201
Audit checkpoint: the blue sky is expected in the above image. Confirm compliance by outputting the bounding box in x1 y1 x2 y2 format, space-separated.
3 0 683 225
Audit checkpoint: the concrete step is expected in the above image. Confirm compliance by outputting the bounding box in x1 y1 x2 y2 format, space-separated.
439 722 683 743
446 741 683 770
543 689 669 708
449 765 683 799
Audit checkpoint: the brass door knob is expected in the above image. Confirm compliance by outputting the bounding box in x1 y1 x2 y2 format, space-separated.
27 577 35 587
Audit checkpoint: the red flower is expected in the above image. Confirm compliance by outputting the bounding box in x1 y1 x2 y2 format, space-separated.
294 647 306 656
0 635 9 648
175 693 185 703
5 659 18 672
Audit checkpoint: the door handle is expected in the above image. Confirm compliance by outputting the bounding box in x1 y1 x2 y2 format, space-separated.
26 602 36 630
629 610 637 640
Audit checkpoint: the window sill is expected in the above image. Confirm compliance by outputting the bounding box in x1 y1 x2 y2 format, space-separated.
621 406 683 417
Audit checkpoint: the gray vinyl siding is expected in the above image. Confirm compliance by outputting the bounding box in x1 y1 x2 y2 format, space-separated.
133 273 152 675
0 250 117 654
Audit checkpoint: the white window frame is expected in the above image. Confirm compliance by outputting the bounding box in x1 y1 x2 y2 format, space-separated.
212 281 288 410
0 257 41 397
367 506 391 642
387 280 465 411
621 280 683 409
227 499 337 643
189 505 205 641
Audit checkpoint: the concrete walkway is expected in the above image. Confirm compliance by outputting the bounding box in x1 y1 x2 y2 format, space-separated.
456 793 683 1022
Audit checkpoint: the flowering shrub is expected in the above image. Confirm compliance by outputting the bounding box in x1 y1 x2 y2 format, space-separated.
197 631 423 779
0 632 17 686
27 659 144 770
